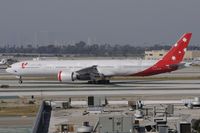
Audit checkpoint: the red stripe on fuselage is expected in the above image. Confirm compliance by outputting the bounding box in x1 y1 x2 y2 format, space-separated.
58 71 62 81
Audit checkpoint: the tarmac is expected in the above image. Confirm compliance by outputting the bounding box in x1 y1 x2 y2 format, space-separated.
0 79 200 97
0 67 200 97
0 64 200 132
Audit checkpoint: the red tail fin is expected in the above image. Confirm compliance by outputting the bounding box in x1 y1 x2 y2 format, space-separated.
156 33 192 66
133 33 192 76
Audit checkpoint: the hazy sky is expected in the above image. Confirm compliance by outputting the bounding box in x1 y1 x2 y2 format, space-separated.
0 0 200 46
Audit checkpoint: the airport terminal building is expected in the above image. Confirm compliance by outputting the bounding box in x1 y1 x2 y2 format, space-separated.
145 50 200 60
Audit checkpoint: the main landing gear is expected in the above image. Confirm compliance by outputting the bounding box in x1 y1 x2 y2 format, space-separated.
88 80 110 84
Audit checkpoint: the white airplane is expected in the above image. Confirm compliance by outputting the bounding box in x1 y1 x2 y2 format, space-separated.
6 33 192 84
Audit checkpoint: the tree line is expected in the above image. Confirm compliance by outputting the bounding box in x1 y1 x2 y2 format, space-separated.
0 41 199 57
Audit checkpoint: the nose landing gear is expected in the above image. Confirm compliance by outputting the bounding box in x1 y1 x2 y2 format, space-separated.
18 76 23 84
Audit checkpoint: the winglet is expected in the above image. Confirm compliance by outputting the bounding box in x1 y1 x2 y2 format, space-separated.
156 33 192 66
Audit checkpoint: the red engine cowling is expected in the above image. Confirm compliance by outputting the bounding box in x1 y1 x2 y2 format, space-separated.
57 71 79 82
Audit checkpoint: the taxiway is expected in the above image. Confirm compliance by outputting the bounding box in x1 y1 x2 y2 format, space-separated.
0 67 200 97
0 79 199 97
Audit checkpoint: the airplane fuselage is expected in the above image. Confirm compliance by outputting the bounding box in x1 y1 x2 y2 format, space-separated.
6 59 157 77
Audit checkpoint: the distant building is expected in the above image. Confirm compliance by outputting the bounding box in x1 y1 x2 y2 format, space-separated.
145 50 200 60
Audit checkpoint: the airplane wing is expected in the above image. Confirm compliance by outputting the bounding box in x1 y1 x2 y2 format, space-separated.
72 65 103 81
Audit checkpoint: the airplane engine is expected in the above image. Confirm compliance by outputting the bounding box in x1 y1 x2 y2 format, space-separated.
57 71 89 82
57 71 76 82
